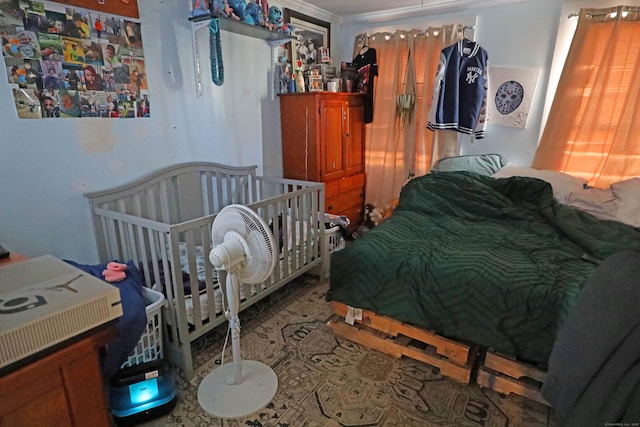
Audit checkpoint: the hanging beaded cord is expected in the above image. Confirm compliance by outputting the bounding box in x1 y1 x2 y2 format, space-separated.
209 18 224 86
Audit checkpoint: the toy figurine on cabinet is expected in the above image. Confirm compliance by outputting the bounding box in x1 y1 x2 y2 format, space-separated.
277 62 292 94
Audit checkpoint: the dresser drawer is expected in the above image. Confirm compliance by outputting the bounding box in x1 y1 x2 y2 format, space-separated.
325 173 365 233
325 173 365 199
338 173 365 193
326 187 365 213
325 180 339 199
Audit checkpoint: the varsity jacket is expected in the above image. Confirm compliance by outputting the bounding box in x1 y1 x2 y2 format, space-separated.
427 39 489 139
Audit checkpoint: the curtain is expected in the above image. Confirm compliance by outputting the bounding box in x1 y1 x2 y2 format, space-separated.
413 26 463 176
532 6 640 187
364 31 410 212
364 25 463 212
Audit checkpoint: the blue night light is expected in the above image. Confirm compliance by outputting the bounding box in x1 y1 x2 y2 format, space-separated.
129 378 159 404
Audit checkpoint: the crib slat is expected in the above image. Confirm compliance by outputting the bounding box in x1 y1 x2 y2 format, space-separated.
177 172 204 223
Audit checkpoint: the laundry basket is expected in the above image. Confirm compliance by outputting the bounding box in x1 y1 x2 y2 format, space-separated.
110 287 176 425
323 226 346 278
120 287 166 368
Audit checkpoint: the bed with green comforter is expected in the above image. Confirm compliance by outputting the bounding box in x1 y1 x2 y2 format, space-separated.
326 171 640 363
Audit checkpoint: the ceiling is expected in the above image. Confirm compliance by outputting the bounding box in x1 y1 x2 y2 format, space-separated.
300 0 527 19
302 0 424 17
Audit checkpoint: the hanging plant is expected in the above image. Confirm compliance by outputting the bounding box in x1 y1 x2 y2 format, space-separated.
396 93 415 127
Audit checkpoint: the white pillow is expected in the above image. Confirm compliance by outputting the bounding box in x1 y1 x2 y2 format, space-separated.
566 177 640 228
492 165 587 203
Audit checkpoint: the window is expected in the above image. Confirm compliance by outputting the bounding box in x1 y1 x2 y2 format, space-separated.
534 5 640 187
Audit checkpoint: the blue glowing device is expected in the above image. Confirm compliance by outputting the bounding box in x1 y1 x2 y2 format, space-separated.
109 359 177 426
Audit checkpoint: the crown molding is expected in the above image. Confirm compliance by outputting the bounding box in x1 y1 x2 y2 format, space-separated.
341 0 532 24
278 0 343 24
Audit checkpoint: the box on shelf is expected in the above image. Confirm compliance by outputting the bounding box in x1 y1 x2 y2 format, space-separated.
309 75 324 91
314 64 336 82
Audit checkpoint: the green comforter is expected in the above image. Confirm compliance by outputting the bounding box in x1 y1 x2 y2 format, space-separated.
327 171 640 363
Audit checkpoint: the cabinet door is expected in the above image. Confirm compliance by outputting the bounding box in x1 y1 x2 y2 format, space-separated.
280 94 321 181
346 100 365 176
319 99 346 181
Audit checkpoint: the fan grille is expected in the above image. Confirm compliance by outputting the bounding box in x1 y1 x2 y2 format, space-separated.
211 205 277 284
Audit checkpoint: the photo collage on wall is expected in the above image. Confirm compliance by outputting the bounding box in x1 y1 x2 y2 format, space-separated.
1 0 149 119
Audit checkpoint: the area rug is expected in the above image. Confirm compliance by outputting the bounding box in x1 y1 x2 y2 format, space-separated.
142 275 554 426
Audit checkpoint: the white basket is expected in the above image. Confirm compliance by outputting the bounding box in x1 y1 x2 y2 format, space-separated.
323 226 346 278
120 287 166 369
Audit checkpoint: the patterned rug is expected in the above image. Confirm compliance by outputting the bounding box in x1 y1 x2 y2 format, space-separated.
137 275 555 427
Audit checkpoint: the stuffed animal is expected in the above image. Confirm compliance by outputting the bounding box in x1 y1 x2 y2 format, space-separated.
211 0 229 16
191 0 210 17
266 6 282 30
227 0 247 21
365 198 399 227
244 1 263 26
363 203 376 229
383 198 399 220
278 22 294 35
255 0 269 25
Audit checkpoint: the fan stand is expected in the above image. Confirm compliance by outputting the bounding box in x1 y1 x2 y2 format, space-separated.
197 270 278 419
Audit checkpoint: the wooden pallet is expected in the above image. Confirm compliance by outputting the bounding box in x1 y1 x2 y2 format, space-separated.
327 301 477 384
477 350 550 406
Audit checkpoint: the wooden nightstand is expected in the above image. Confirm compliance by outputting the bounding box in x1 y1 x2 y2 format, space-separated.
0 325 117 427
0 254 117 427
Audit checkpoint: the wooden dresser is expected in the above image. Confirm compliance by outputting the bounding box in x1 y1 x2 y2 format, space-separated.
279 92 366 233
0 254 116 427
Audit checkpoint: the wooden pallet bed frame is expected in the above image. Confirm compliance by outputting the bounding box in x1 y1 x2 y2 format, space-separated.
477 350 549 406
327 301 478 384
328 302 551 406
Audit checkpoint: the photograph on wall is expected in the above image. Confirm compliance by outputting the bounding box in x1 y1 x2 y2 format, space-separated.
488 66 541 129
13 87 41 118
284 9 330 74
1 0 149 119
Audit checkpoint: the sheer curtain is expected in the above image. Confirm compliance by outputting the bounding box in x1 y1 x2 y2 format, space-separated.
532 6 640 187
413 26 463 177
364 25 463 212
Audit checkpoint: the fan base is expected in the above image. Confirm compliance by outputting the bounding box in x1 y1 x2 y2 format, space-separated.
197 360 278 419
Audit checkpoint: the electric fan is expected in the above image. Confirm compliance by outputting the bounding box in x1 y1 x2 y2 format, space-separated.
197 204 278 419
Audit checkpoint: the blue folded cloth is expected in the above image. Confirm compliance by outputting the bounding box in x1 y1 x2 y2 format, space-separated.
65 260 147 378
